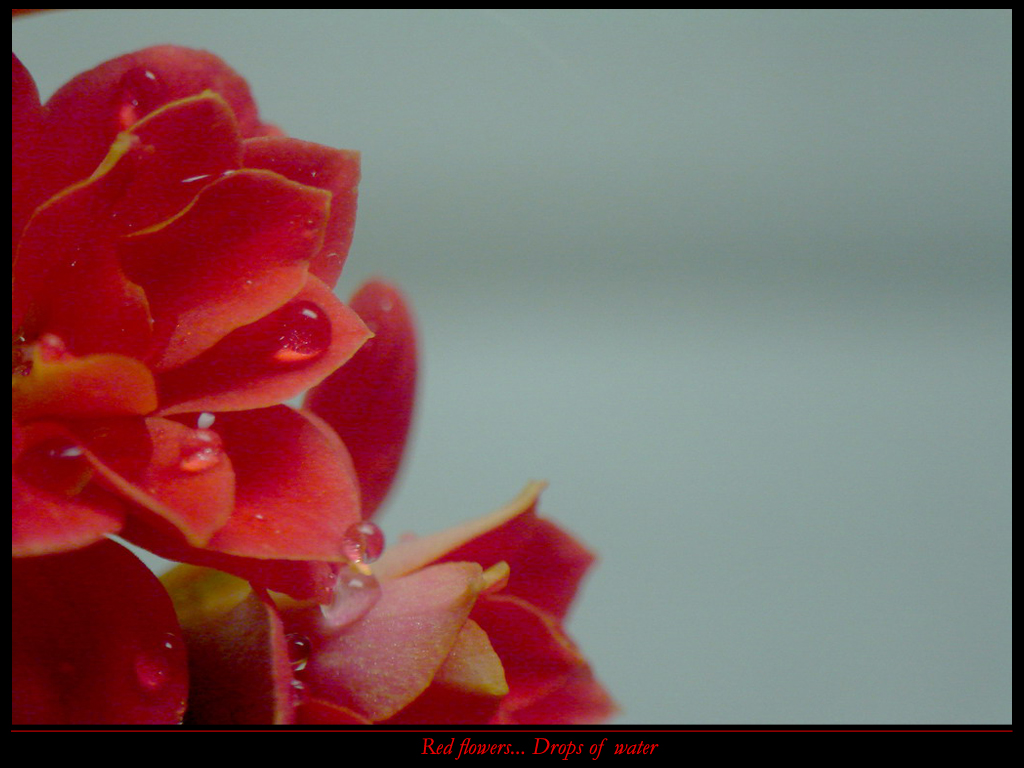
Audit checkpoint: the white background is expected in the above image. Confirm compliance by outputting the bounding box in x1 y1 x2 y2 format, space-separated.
14 10 1012 724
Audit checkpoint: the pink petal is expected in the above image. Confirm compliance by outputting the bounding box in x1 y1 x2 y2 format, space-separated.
499 664 618 725
285 561 485 721
383 618 508 724
297 698 373 724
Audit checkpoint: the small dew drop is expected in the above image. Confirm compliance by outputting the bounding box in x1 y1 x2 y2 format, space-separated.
178 428 224 473
289 678 308 707
49 444 84 459
319 563 382 629
117 67 167 128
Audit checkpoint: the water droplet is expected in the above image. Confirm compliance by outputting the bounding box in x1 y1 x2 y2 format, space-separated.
117 67 167 128
289 677 308 707
269 300 331 363
341 521 386 564
134 635 176 693
319 563 381 629
35 333 71 362
178 428 224 473
285 633 311 672
17 438 93 496
51 444 84 459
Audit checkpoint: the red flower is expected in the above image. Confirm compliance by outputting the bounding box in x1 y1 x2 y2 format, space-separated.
11 46 417 724
13 42 611 726
13 47 374 593
162 483 615 725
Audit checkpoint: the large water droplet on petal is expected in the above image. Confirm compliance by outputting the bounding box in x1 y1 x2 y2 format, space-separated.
270 301 331 364
285 633 311 672
134 633 177 693
35 333 72 363
117 67 167 128
178 427 224 473
341 521 386 565
319 563 381 630
18 438 93 496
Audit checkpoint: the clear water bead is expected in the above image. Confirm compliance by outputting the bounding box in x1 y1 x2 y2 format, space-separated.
319 563 382 630
341 520 385 564
285 633 311 672
117 67 167 128
134 634 177 693
270 301 331 363
178 427 224 473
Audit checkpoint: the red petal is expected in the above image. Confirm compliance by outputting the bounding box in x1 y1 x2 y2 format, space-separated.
12 420 125 557
472 593 612 724
12 539 188 724
243 137 360 288
499 664 618 725
71 416 236 547
178 590 294 725
13 140 153 356
120 169 331 370
156 276 370 415
119 406 361 578
440 509 595 621
203 406 361 560
305 280 417 516
12 53 48 251
40 46 267 202
107 93 244 233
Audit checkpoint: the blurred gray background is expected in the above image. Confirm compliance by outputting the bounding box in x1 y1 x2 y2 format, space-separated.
14 10 1011 724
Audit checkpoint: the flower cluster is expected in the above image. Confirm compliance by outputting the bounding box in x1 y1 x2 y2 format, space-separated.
12 45 613 725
